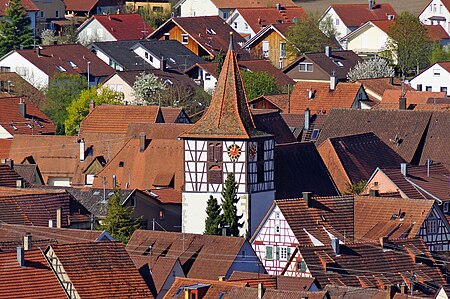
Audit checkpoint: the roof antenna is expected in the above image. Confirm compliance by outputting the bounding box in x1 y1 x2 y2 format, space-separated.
228 32 234 51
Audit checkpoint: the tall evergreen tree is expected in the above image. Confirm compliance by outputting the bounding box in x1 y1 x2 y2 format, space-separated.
0 0 33 57
221 173 243 237
204 195 222 235
99 185 140 244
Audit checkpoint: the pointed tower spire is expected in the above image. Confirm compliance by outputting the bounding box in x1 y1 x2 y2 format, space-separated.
180 34 267 140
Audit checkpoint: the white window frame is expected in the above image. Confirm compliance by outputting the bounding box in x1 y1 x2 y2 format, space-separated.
280 42 286 58
182 34 188 44
433 69 440 77
280 246 288 260
262 41 269 58
204 73 211 80
299 62 313 72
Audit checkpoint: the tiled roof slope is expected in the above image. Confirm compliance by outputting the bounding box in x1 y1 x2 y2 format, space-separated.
79 104 163 135
163 277 247 298
377 90 448 111
356 77 413 100
275 196 354 246
180 38 267 139
48 242 153 298
329 3 397 28
211 0 296 9
160 107 188 123
424 25 450 41
379 163 450 201
290 82 363 114
0 97 55 135
14 44 114 78
300 238 445 294
354 196 434 241
0 72 47 108
0 222 109 252
318 132 405 189
250 94 290 111
0 0 38 16
420 112 450 170
323 285 419 299
126 230 248 280
227 287 328 299
13 164 42 185
0 249 67 299
228 271 316 291
91 14 153 40
274 142 338 199
234 6 305 34
0 164 24 187
316 109 433 163
251 109 296 144
115 68 197 90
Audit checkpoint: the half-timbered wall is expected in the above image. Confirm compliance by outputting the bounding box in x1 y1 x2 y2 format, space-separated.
418 207 450 251
248 139 275 194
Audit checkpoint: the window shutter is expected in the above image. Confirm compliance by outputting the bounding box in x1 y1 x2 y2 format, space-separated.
215 143 222 162
265 246 273 260
208 143 214 161
276 247 280 260
287 247 291 259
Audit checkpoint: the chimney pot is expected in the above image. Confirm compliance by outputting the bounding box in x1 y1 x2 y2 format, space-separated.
17 246 25 267
389 76 394 85
56 207 62 228
112 174 117 188
369 0 373 10
23 233 32 251
330 72 337 91
331 237 340 255
48 219 54 227
257 282 265 299
18 97 26 118
399 97 406 110
400 283 407 294
276 3 281 10
400 163 407 177
139 132 146 152
218 276 225 281
304 108 310 130
325 46 332 57
16 179 22 189
222 227 228 236
5 158 13 169
303 192 312 208
308 87 313 100
160 56 167 71
79 138 85 162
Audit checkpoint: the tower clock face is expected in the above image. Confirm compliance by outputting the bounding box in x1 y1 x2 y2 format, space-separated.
227 144 241 162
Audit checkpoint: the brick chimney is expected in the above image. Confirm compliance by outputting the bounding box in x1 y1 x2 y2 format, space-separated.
89 99 95 113
139 132 146 152
56 207 62 228
23 233 32 251
304 108 310 130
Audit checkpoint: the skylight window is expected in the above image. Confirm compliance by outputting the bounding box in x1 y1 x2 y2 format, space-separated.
169 58 176 64
333 60 344 67
35 120 44 128
310 129 320 141
25 123 33 129
206 28 216 35
67 61 77 68
56 65 66 72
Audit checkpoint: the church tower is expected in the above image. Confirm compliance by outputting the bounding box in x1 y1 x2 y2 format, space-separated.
180 34 275 236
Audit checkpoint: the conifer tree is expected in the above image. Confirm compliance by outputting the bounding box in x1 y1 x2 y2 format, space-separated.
99 185 140 244
204 195 222 235
221 173 243 237
0 0 33 57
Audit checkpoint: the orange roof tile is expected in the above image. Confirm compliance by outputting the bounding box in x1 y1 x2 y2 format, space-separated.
376 90 449 111
180 39 268 139
211 0 296 9
290 81 363 114
88 14 153 40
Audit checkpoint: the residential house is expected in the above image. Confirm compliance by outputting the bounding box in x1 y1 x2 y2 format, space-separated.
65 0 122 17
0 44 115 89
357 77 411 101
376 90 449 110
125 0 171 15
78 14 152 45
66 187 182 231
0 0 38 37
185 59 294 93
283 237 445 297
289 80 372 115
283 48 361 82
226 5 306 40
317 132 406 194
419 0 450 35
365 163 450 221
103 68 197 104
0 72 47 108
250 195 354 275
425 24 450 45
410 62 450 95
320 2 397 43
174 0 296 19
354 195 450 252
148 16 247 59
126 230 263 282
32 0 66 34
0 97 55 138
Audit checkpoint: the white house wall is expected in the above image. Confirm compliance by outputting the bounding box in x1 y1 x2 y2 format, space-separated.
226 11 255 38
133 46 161 69
78 19 116 45
321 8 350 42
346 25 389 55
419 0 450 34
0 52 49 89
180 0 218 17
104 74 135 104
410 63 450 95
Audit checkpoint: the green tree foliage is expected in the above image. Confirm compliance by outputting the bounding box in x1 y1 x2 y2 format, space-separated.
344 180 367 195
241 71 281 100
41 29 56 45
386 12 431 76
99 185 140 244
65 85 123 135
319 14 340 41
0 0 33 56
126 4 170 30
285 13 331 57
59 23 78 44
214 49 226 76
131 72 166 105
429 43 450 64
204 195 222 235
221 173 242 237
42 74 87 134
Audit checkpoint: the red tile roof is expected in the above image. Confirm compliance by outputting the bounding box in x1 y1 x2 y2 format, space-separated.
0 164 24 188
420 112 450 170
180 40 268 139
164 277 247 298
357 77 412 100
160 107 190 123
0 139 11 158
64 0 98 12
376 90 449 111
211 0 296 9
0 249 67 298
424 25 450 41
228 271 316 291
79 104 163 135
87 14 153 40
48 242 153 298
14 44 115 78
251 109 296 144
329 3 397 28
143 188 182 204
0 97 56 136
250 94 290 111
234 6 306 34
290 81 364 114
0 0 38 16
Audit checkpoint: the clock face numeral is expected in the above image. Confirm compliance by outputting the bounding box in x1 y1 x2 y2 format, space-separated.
249 144 257 161
227 144 241 162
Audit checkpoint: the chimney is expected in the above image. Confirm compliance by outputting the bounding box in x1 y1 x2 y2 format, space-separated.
218 276 225 281
369 189 379 197
386 285 394 299
389 76 394 85
23 233 32 251
380 236 389 249
426 159 431 178
56 207 62 228
16 179 22 189
369 0 373 10
89 99 95 113
400 283 407 294
399 97 406 110
5 159 13 168
160 56 167 71
330 71 337 91
222 227 228 236
18 97 26 117
308 87 313 100
139 132 146 152
17 246 25 267
35 46 41 57
331 237 340 255
48 219 54 227
276 3 281 10
79 138 85 162
112 174 117 188
400 163 407 177
304 108 310 130
325 46 332 57
257 283 265 299
303 192 312 208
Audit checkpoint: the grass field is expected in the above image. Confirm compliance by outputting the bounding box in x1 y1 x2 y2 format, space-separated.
294 0 429 16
